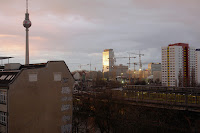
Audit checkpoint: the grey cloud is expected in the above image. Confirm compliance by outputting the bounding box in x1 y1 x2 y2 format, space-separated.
0 0 200 71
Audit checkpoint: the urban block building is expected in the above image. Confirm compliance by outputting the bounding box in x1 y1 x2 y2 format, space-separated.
0 61 74 133
161 43 197 87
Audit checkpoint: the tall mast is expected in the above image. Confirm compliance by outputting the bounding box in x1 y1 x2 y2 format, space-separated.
26 0 28 13
23 0 32 65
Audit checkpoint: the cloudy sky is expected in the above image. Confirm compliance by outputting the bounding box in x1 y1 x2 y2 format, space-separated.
0 0 200 71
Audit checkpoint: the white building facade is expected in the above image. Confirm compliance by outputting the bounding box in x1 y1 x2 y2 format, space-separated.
161 43 197 87
195 49 200 85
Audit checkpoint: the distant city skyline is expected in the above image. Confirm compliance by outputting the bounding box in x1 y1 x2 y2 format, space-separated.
0 0 200 71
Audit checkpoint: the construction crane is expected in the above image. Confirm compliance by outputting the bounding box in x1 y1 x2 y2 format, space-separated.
112 54 136 84
131 50 144 71
127 62 137 83
131 51 144 81
79 64 90 70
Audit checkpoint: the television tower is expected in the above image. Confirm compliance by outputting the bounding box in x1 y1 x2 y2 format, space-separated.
23 0 31 65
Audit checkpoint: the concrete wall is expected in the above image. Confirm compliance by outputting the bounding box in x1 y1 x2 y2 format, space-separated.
153 71 162 82
8 61 74 133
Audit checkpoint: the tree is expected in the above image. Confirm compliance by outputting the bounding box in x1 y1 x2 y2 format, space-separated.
191 67 196 87
178 69 183 87
155 78 161 85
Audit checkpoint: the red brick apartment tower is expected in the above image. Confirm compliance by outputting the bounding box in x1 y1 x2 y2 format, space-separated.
168 43 190 87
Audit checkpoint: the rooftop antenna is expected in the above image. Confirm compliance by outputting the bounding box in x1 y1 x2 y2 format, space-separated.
23 0 32 65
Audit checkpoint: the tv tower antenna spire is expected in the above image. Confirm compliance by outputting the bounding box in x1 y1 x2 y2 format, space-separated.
23 0 31 65
26 0 28 13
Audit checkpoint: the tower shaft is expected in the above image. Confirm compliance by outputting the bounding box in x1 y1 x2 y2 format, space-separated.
25 28 29 65
23 0 31 65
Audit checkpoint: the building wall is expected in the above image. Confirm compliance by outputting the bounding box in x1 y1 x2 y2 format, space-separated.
114 64 128 77
0 88 8 133
162 45 186 86
162 43 198 87
190 48 196 86
148 63 161 75
8 61 74 133
161 46 168 86
153 71 162 82
196 49 200 85
102 49 114 73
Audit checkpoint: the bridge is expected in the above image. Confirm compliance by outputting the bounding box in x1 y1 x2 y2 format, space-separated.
74 85 200 113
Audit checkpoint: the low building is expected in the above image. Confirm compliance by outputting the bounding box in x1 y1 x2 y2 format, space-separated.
148 63 161 75
0 61 74 133
113 64 128 77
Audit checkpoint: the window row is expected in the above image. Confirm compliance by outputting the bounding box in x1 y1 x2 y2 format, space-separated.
0 112 7 125
29 72 62 82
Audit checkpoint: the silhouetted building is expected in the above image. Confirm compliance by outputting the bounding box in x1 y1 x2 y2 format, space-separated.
0 61 74 133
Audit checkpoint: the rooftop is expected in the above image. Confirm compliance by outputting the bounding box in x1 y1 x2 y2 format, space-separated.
0 71 19 87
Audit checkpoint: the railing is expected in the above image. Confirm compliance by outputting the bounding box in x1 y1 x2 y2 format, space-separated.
74 86 200 112
111 85 200 111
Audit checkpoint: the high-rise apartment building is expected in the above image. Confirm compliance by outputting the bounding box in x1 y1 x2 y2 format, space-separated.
102 49 114 73
161 43 197 87
195 49 200 85
0 61 74 133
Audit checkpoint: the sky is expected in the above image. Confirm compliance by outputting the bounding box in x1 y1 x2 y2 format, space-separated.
0 0 200 71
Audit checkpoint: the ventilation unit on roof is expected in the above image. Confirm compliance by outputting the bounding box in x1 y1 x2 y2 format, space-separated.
4 63 21 70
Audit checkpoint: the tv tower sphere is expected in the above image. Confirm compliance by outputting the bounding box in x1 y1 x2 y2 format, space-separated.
23 13 31 28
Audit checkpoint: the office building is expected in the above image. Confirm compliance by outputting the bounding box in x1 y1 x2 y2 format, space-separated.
102 49 114 73
0 61 74 133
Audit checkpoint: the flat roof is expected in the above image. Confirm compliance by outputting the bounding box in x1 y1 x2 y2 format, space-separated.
0 57 13 60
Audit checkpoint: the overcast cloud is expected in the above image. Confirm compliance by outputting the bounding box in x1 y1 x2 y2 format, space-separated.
0 0 200 71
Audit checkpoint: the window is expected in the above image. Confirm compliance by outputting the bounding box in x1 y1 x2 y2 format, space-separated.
0 75 7 80
54 72 62 81
29 74 37 82
6 75 15 80
0 91 7 104
0 112 7 125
